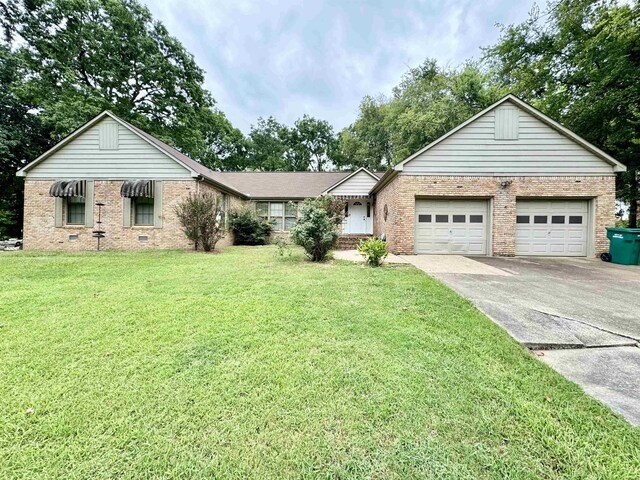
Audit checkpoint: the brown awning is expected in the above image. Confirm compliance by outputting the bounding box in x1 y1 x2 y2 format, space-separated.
49 180 85 197
120 180 154 198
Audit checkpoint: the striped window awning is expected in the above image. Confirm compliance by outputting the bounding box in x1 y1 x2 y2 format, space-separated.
49 180 85 197
121 180 154 198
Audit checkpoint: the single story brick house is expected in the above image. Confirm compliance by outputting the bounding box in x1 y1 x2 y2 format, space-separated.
17 94 625 256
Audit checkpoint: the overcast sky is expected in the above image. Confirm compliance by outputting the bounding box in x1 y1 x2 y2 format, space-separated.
143 0 536 133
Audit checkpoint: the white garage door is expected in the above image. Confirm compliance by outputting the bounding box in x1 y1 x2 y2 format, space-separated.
415 200 489 254
516 200 589 256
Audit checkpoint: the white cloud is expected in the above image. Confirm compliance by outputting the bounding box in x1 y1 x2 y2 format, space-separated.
142 0 535 133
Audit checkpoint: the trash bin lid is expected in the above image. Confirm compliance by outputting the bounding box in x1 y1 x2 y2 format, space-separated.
606 227 640 234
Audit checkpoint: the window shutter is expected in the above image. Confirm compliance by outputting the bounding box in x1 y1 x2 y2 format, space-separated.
153 181 163 228
123 197 131 228
494 106 519 140
54 197 63 227
84 181 94 227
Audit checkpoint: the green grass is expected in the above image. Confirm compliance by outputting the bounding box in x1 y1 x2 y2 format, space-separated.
0 247 638 479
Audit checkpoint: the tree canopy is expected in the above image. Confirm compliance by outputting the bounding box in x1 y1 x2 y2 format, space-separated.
246 115 339 171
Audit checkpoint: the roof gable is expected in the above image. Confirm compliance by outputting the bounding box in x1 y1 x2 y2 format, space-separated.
19 114 193 180
324 168 380 195
17 111 248 197
394 95 626 175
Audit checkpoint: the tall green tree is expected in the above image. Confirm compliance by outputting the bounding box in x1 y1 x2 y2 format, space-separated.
247 115 339 171
337 60 502 170
486 0 640 226
246 117 291 171
0 45 51 237
291 115 338 171
3 0 245 171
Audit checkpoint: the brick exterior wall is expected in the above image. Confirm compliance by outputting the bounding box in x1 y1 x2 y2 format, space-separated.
23 179 246 251
374 175 616 257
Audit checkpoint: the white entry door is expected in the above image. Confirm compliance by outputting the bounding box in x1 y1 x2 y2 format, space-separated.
516 200 589 256
348 201 367 233
415 199 489 254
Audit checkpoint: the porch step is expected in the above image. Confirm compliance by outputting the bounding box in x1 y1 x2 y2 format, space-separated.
335 234 372 250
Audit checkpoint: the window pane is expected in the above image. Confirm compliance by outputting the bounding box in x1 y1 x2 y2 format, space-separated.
569 216 583 224
470 215 483 223
272 216 283 231
285 202 297 217
134 197 154 225
551 216 565 224
67 197 85 225
270 202 283 217
435 215 448 223
256 202 268 216
284 217 297 231
418 214 431 223
534 216 548 224
452 215 465 223
516 215 529 224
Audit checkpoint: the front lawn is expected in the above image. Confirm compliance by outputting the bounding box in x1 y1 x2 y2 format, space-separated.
1 247 638 479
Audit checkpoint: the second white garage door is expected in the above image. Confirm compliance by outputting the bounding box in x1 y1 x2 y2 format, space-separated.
415 199 489 254
515 200 589 256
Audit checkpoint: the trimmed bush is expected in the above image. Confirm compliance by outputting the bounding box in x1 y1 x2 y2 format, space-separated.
291 196 345 262
357 237 388 267
229 209 273 245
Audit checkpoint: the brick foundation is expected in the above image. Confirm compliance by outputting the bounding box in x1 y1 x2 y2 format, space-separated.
374 175 616 257
23 180 246 251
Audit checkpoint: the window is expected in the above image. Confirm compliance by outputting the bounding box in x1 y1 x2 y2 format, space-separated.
134 197 154 226
435 215 448 223
66 196 85 225
516 215 529 224
256 201 298 231
366 202 371 218
470 215 483 223
270 202 283 231
452 215 465 223
534 216 548 224
569 216 583 224
418 214 431 223
552 216 565 224
285 202 298 230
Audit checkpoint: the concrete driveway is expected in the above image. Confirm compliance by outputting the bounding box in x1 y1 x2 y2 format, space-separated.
401 255 640 425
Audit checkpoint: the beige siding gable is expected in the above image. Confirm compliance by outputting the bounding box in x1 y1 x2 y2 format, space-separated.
402 101 616 176
27 117 193 179
327 170 378 196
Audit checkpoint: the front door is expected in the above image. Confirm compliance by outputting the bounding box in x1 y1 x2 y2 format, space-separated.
348 201 367 233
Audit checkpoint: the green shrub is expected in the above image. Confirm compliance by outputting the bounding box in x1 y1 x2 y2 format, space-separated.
291 196 345 262
229 209 273 245
357 237 388 267
174 192 226 252
273 236 292 258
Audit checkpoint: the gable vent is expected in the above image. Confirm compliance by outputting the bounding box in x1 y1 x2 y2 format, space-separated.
494 106 519 140
99 121 119 150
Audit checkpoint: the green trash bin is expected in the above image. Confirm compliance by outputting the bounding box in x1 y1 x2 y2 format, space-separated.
605 228 640 265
